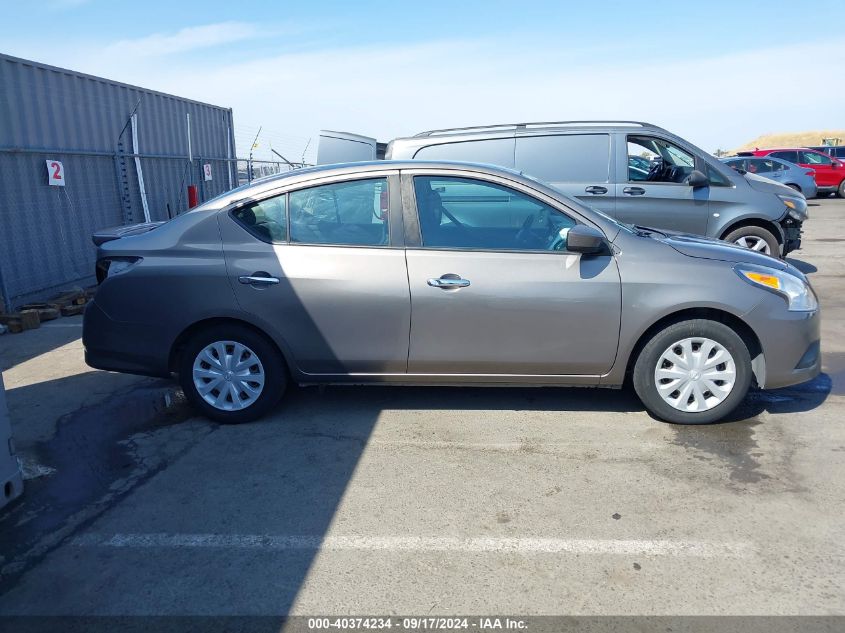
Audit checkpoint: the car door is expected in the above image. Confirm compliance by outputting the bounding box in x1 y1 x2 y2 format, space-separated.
798 150 838 189
513 133 616 215
614 134 709 235
402 170 621 378
219 172 411 375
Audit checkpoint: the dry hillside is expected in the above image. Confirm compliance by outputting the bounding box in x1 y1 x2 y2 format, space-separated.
733 130 845 152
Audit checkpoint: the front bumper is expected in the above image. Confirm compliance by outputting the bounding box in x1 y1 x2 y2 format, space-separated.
780 217 802 255
744 294 821 389
83 300 171 378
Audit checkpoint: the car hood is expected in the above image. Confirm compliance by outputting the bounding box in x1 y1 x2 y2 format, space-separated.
742 171 798 196
657 232 788 270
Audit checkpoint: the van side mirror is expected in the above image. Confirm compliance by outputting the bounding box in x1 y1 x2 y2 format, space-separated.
565 225 606 254
687 170 709 188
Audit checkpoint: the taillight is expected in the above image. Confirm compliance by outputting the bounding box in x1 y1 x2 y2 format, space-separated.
806 170 815 177
96 257 142 284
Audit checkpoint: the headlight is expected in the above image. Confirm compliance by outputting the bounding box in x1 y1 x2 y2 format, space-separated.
734 264 817 312
776 194 808 220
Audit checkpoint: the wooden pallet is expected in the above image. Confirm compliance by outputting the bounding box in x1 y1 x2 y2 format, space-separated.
0 310 41 333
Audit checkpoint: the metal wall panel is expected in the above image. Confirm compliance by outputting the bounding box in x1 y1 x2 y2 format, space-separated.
0 54 236 310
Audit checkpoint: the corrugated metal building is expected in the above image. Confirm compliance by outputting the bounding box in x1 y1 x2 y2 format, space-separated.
0 53 237 311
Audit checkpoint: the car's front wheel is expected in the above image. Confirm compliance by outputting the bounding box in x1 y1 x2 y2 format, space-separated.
723 225 779 257
633 319 752 424
179 324 286 424
838 180 845 198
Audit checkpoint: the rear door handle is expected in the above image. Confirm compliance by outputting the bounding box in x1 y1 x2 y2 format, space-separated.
239 273 280 286
623 187 646 196
584 186 607 195
427 275 470 289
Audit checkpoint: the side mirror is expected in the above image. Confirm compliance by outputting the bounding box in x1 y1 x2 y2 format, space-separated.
687 169 710 188
832 161 841 169
565 224 606 254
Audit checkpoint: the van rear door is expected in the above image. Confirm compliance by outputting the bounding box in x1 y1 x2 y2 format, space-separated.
317 130 380 165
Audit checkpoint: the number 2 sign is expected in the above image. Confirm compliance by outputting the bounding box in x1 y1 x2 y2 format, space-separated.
46 160 65 186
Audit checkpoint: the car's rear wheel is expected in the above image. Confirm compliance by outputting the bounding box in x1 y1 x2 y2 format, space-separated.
786 183 801 194
723 225 779 257
179 324 286 424
633 319 752 424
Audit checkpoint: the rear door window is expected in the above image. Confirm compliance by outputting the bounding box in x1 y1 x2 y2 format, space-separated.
771 150 799 163
289 178 389 246
799 150 832 166
514 134 610 183
232 195 287 243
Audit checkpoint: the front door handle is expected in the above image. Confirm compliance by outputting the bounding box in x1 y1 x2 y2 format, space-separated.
238 272 280 286
585 185 608 195
427 275 470 290
623 186 646 196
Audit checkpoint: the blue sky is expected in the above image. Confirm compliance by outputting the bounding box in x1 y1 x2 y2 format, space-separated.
2 0 844 160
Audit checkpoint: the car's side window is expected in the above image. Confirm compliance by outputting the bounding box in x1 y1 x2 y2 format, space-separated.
413 176 576 252
289 178 389 247
771 150 798 163
627 136 695 184
705 163 731 186
514 134 610 183
231 195 287 243
799 151 832 166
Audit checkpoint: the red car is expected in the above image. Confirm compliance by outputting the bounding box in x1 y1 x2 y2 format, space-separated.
741 148 845 197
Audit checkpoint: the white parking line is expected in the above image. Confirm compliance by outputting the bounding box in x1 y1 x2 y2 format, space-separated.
40 323 83 328
72 533 754 558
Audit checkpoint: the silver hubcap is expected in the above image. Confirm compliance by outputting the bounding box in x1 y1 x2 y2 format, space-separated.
654 337 736 413
192 340 265 411
733 235 771 254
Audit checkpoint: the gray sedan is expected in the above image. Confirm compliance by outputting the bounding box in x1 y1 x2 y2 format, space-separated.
722 156 818 199
83 161 820 425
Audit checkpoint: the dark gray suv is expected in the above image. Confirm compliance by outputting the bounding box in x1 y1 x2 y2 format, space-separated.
318 122 808 257
84 161 820 426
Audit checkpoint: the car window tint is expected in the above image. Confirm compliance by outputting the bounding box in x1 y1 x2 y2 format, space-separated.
289 178 389 246
514 134 610 183
705 163 731 186
413 176 576 252
627 136 695 183
231 195 287 243
771 150 798 163
756 159 774 174
413 139 515 168
799 151 832 166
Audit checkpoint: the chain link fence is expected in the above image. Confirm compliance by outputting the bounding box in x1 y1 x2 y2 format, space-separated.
0 148 299 311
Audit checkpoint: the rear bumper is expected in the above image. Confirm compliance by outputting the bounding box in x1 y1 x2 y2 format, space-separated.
745 295 821 389
82 300 171 378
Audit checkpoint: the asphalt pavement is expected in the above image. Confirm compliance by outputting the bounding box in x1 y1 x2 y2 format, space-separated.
0 198 843 619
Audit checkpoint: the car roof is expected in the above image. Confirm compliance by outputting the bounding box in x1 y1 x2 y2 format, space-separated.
193 160 566 211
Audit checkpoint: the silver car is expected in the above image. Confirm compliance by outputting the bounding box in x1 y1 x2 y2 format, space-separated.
722 156 818 199
83 161 821 425
319 122 810 258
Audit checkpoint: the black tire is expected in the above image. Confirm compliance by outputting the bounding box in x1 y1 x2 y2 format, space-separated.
633 319 752 425
179 324 286 424
838 181 845 198
786 183 801 194
722 225 780 258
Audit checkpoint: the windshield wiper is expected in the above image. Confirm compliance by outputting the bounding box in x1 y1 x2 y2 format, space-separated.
631 224 667 237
